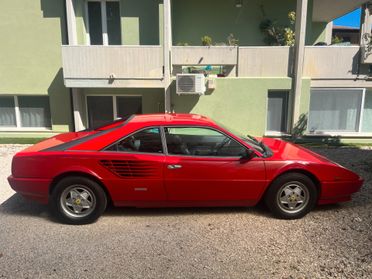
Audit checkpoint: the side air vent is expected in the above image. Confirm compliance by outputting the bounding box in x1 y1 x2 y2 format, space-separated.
100 160 159 178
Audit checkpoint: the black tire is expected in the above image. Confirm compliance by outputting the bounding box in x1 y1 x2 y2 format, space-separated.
50 176 107 225
265 173 318 219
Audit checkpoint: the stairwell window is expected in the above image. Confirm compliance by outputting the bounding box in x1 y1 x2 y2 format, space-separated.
86 0 122 45
266 91 289 134
0 96 51 130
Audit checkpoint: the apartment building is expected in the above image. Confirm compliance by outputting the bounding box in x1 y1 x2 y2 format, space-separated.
0 0 371 143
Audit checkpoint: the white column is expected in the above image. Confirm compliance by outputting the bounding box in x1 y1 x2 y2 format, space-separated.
292 0 308 128
324 21 333 45
65 0 77 45
360 3 372 45
72 89 85 131
163 0 172 113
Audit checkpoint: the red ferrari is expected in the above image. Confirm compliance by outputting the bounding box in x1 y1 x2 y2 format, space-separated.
8 114 363 224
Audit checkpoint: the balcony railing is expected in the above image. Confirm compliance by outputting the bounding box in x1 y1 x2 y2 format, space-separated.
61 45 366 88
238 47 293 77
303 46 362 79
61 45 164 88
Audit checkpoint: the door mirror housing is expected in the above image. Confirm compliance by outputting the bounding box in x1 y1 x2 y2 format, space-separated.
240 149 255 161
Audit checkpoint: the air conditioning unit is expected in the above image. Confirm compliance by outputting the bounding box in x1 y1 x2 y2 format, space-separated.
176 74 206 95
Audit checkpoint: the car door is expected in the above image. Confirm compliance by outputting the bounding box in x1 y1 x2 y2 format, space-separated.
99 127 167 202
163 127 266 203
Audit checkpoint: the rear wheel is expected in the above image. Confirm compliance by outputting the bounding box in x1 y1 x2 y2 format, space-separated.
50 176 107 225
265 173 318 219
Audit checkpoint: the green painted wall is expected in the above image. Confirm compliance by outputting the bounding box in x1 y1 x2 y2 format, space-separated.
171 78 293 136
0 0 72 132
81 88 165 127
75 0 163 45
172 0 321 46
311 22 328 44
75 0 87 45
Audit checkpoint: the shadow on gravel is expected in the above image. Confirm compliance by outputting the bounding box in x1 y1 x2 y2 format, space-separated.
103 203 271 218
0 194 50 220
0 193 363 220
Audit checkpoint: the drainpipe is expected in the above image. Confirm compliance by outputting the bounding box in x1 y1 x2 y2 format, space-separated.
163 0 172 113
291 0 308 131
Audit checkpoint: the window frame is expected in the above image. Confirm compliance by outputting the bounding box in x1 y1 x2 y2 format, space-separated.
0 95 52 131
85 94 143 129
162 125 250 159
102 126 166 155
85 0 122 46
307 88 367 136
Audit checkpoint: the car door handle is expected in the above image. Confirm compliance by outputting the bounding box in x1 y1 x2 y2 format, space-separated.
167 164 182 169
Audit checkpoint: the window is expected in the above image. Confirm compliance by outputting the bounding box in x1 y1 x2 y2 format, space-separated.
0 96 51 129
267 91 289 133
87 1 122 45
164 127 246 157
18 96 51 128
117 96 142 120
309 89 363 133
87 95 143 129
0 97 16 127
106 127 163 153
87 2 103 45
87 96 114 128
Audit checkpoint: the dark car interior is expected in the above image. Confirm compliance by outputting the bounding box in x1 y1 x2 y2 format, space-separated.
164 128 246 157
106 127 247 157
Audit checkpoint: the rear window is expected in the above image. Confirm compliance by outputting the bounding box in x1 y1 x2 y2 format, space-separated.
89 115 134 131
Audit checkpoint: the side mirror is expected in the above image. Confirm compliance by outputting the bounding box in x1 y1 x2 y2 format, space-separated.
240 149 255 161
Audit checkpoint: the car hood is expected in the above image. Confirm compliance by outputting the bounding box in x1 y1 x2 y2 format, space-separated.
261 138 335 164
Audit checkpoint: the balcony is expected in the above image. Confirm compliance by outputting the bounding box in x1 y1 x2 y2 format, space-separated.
61 45 164 88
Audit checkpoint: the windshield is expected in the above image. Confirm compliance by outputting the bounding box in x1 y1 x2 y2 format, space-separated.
215 121 265 154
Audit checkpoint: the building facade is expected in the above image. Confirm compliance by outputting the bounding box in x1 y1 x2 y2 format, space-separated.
1 0 372 143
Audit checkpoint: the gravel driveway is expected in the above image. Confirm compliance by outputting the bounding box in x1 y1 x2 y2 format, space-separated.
0 144 371 279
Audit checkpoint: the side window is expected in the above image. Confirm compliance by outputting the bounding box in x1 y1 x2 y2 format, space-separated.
164 127 246 157
106 127 163 154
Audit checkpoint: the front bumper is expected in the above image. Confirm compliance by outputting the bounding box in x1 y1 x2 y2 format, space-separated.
7 175 51 204
318 178 364 205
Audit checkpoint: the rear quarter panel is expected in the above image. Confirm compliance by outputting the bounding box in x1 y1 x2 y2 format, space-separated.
12 151 166 203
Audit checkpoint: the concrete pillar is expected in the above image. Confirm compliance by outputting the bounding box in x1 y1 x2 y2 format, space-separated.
324 21 333 45
163 0 172 113
292 0 309 129
360 3 372 45
65 0 77 45
71 89 85 131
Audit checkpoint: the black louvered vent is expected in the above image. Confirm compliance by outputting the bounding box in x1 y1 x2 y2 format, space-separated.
100 160 158 178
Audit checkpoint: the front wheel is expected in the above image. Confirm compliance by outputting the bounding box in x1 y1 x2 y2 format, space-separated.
50 176 107 225
265 173 318 219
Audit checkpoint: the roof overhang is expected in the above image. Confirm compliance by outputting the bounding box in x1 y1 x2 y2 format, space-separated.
313 0 369 22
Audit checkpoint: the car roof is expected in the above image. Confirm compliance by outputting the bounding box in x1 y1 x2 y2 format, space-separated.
128 113 217 127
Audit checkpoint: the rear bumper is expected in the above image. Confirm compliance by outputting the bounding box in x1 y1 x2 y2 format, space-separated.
7 175 51 204
318 178 364 205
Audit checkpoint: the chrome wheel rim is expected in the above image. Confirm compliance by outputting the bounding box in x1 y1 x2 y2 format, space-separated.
60 185 96 218
277 182 309 214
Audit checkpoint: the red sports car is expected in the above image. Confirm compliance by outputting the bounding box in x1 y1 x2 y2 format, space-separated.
8 114 363 224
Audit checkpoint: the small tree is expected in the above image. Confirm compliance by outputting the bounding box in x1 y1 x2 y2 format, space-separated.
260 11 296 46
201 35 213 46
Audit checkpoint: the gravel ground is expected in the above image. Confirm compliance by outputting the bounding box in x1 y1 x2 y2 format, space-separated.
0 144 371 279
